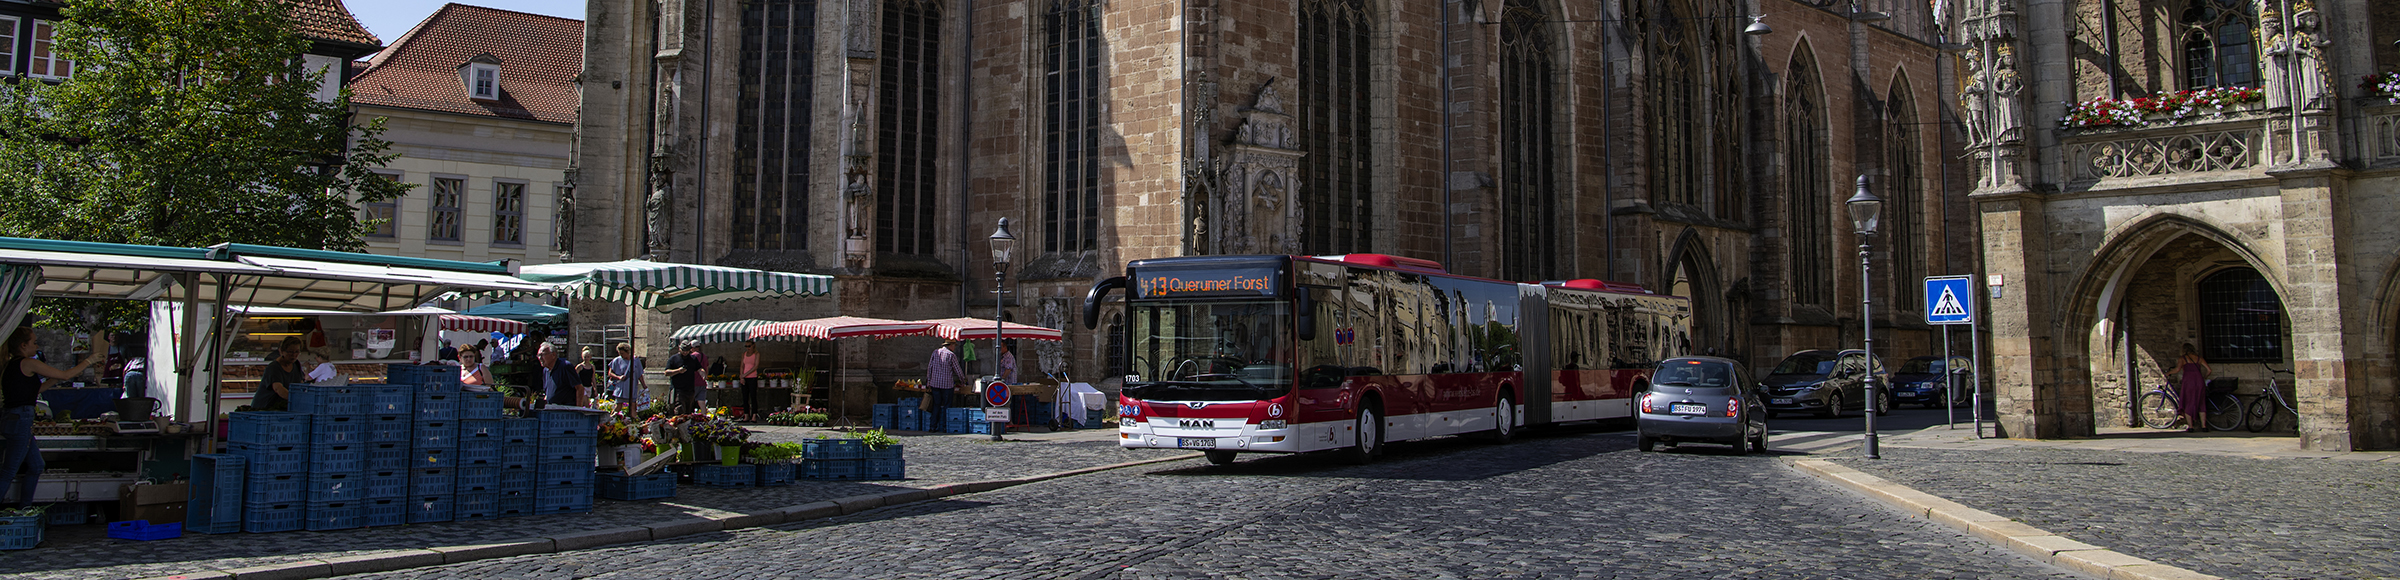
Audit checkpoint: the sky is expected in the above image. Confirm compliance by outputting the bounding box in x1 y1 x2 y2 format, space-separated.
347 0 586 47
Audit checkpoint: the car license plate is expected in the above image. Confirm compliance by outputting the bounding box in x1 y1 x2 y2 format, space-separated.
1177 437 1216 449
1771 398 1792 405
1670 403 1707 415
1896 392 1916 398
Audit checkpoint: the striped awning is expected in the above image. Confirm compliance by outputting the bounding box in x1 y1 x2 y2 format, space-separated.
440 314 524 334
670 319 784 344
0 264 40 333
505 260 834 312
921 317 1066 342
748 316 935 340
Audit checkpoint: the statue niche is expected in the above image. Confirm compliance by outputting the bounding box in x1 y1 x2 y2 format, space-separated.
1216 81 1307 255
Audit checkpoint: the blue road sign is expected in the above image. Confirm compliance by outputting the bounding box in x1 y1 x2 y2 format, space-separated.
1925 276 1975 325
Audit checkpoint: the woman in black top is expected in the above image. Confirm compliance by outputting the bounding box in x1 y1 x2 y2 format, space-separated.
253 337 309 411
5 327 110 509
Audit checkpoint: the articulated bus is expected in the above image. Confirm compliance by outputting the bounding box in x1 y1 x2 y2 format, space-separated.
1082 254 1690 464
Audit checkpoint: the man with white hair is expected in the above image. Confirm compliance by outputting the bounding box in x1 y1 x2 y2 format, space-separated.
533 342 584 408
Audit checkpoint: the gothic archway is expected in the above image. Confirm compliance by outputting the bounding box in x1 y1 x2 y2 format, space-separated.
1665 229 1727 359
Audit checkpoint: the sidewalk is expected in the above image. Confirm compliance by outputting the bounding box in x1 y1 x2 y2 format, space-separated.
0 425 1186 580
1798 425 2400 580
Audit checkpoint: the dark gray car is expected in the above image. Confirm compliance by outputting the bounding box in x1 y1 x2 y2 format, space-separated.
1636 356 1768 454
1759 349 1891 418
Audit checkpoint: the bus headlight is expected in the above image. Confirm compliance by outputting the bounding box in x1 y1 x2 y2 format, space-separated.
1120 417 1137 428
1259 420 1287 430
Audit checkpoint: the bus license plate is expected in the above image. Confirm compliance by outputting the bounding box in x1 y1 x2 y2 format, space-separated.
1670 403 1707 415
1178 437 1216 449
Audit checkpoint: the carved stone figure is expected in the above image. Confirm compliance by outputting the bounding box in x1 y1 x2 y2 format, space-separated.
1959 47 1988 146
2263 4 2333 111
644 155 673 258
554 185 575 259
1989 44 2024 143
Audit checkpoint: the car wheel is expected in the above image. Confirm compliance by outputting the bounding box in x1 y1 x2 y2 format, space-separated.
1731 435 1751 455
1204 450 1238 465
1488 393 1517 444
1341 405 1383 465
1819 393 1843 418
1873 391 1892 416
1637 434 1655 452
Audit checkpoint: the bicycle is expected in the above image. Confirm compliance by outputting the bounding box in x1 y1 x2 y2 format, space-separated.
2247 365 2298 433
2136 379 2243 431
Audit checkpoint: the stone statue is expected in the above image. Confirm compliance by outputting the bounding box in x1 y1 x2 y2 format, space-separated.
1989 44 2024 143
554 185 575 259
1959 47 1988 145
2265 4 2333 111
644 156 672 258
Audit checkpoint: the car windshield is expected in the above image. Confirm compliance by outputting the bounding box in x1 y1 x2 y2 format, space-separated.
1652 360 1734 388
1770 353 1838 376
1124 300 1293 402
1897 358 1946 375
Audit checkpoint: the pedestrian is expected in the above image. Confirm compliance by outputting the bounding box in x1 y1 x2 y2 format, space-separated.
2177 343 2210 431
6 328 110 509
255 337 308 411
925 338 966 432
457 346 496 392
437 339 458 362
574 346 601 393
606 342 648 412
532 342 585 408
739 341 762 420
994 343 1018 385
665 341 704 415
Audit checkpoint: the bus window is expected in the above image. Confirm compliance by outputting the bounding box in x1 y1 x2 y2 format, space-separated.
1124 300 1294 402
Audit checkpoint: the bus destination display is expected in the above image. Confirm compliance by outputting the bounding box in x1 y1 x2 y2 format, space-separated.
1135 266 1281 298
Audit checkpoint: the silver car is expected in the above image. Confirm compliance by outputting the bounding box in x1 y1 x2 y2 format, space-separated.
1636 357 1769 454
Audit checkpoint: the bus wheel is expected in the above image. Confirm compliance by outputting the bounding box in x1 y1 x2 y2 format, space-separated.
1204 450 1238 465
1342 406 1383 465
1487 394 1517 444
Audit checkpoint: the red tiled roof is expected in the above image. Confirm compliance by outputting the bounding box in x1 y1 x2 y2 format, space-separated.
285 0 380 48
349 3 582 125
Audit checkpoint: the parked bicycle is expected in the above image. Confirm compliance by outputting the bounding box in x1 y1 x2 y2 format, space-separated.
2136 378 2243 431
2247 365 2298 433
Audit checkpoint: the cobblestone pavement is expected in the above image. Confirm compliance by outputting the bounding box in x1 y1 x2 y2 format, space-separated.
1828 428 2400 580
343 425 2088 580
0 425 1175 580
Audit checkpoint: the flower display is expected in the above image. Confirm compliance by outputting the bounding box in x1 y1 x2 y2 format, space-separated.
2061 87 2264 129
690 415 751 446
2363 71 2400 105
598 420 639 446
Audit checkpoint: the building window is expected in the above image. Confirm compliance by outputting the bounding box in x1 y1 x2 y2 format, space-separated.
876 0 943 257
2180 0 2256 89
1499 0 1560 281
429 177 464 242
735 0 816 252
0 17 18 76
363 172 401 238
1299 0 1373 255
1885 82 1922 312
471 66 499 99
1104 313 1126 377
1044 0 1102 255
1785 48 1831 308
30 20 72 79
2198 267 2283 363
1648 2 1701 209
492 181 525 246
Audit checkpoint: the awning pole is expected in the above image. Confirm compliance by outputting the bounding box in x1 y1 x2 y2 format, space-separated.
202 275 236 452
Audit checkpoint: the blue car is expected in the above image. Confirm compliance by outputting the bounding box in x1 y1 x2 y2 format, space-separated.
1887 356 1967 408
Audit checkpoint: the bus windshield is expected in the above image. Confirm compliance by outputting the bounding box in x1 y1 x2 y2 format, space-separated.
1125 300 1292 402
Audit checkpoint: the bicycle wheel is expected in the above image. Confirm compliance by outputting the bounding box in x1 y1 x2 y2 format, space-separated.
2246 396 2275 433
2136 390 2180 429
2206 392 2243 431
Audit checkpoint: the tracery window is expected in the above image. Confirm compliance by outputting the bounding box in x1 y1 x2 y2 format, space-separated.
734 0 817 251
1499 0 1561 281
2198 268 2282 363
1786 49 1831 308
2180 0 2257 89
1299 0 1373 255
877 0 943 256
1884 82 1923 312
1044 0 1102 254
1648 1 1702 210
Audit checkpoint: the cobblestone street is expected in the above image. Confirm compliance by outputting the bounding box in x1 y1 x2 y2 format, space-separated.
342 425 2087 580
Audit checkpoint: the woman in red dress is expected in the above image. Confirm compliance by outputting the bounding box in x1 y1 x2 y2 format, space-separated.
2176 343 2210 431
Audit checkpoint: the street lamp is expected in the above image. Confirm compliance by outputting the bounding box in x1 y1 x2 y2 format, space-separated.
1847 175 1883 459
987 218 1015 441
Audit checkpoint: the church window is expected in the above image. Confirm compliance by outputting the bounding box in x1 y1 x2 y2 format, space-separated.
1500 0 1561 281
734 0 817 251
877 0 943 256
1299 0 1373 255
1044 0 1102 254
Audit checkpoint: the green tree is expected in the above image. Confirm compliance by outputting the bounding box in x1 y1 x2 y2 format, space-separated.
0 0 411 330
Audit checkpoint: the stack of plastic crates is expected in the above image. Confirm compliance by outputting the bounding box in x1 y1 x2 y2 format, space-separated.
498 418 540 517
291 385 369 532
863 444 906 480
453 392 504 521
800 438 864 480
897 406 924 431
186 454 245 534
870 403 897 429
409 378 461 524
595 471 677 500
535 410 597 515
228 411 309 533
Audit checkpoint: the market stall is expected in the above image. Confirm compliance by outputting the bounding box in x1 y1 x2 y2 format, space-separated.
670 320 804 413
746 316 937 424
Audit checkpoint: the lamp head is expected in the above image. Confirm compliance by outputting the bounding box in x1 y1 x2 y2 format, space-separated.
1744 15 1773 36
1846 175 1883 235
988 217 1017 268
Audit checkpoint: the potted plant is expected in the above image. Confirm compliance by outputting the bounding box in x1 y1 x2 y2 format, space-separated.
598 420 641 469
691 416 751 466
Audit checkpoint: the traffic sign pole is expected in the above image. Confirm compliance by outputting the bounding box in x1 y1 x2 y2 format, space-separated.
985 380 1012 441
1926 276 1978 435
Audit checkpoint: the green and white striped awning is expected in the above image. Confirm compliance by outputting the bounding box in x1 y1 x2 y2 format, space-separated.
508 260 833 312
670 319 787 344
0 263 41 333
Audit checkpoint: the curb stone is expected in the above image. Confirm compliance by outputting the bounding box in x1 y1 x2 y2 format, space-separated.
158 452 1203 579
1786 458 2222 580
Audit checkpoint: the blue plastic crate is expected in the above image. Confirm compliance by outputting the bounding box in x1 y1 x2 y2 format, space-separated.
455 493 500 521
414 393 461 422
754 462 796 486
243 502 305 533
414 421 458 449
457 419 504 440
288 385 367 415
409 467 455 497
305 414 367 444
386 364 463 392
0 514 40 550
533 486 591 514
307 471 364 503
502 418 539 443
946 407 969 423
459 392 505 420
309 443 365 473
456 466 500 493
415 447 454 468
692 463 756 487
228 412 310 446
44 501 88 526
364 385 413 415
536 461 594 487
863 444 903 461
801 459 862 480
945 419 970 434
361 498 406 527
303 501 361 531
502 444 536 467
863 458 906 480
106 520 182 541
801 438 863 460
498 466 536 493
364 470 407 499
188 454 246 534
540 437 597 463
364 414 411 444
498 496 534 518
595 472 677 501
456 440 500 466
407 496 453 524
538 410 601 437
365 442 410 471
246 472 306 504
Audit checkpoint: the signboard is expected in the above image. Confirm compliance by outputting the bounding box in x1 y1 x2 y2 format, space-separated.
983 407 1011 422
1925 276 1975 325
1133 265 1282 299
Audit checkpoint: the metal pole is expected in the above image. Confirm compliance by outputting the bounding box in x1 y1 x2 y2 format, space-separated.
1943 323 1954 428
992 266 1005 442
1971 307 1985 438
1861 238 1879 459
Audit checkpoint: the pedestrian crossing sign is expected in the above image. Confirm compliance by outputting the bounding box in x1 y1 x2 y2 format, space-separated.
1925 276 1974 325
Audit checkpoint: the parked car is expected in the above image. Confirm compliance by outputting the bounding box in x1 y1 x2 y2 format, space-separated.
1759 349 1890 418
1636 356 1768 454
1887 356 1966 408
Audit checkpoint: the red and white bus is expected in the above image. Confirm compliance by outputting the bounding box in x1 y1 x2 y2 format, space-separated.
1082 254 1691 464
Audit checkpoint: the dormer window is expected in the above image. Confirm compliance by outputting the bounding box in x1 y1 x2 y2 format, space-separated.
458 53 504 101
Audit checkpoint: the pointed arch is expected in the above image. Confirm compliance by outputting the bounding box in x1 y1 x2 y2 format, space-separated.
1500 0 1563 281
1665 228 1727 356
1884 70 1924 313
1299 0 1374 255
1784 41 1832 308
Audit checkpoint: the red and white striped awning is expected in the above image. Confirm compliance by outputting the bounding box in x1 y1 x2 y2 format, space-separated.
921 317 1066 342
440 314 525 334
747 316 935 340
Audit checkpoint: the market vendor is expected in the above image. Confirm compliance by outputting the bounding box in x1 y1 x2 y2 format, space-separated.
254 337 308 411
458 346 496 391
6 327 111 509
533 342 585 407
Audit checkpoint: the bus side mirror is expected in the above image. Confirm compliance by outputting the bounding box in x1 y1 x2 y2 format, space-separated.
1083 276 1126 330
1297 287 1316 342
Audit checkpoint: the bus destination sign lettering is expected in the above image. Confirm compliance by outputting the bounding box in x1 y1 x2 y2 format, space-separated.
1136 267 1281 298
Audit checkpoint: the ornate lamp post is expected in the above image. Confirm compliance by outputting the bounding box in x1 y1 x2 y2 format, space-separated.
987 218 1016 442
1847 175 1884 459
